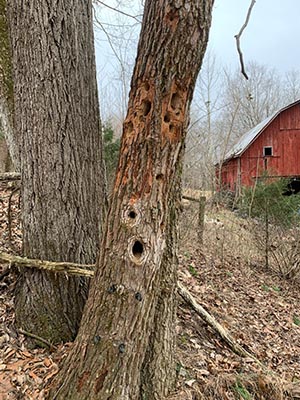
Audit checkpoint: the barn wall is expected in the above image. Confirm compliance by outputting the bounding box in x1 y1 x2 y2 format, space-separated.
219 103 300 189
217 158 239 191
241 104 300 186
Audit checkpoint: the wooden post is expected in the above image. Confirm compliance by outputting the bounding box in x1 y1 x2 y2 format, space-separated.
182 194 206 245
198 196 206 245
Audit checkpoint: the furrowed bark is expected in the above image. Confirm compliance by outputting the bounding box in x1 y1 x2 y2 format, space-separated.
7 0 107 343
49 0 214 398
0 0 18 170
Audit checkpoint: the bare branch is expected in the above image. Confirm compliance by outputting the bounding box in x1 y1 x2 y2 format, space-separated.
234 0 256 80
95 0 142 23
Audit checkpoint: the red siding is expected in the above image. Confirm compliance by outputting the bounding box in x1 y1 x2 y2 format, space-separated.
219 103 300 189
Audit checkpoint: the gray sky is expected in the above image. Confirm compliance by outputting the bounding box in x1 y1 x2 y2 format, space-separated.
95 0 300 74
94 0 300 119
209 0 300 73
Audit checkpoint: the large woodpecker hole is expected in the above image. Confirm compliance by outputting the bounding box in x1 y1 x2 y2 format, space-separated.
142 100 152 116
132 240 144 260
170 92 181 110
128 210 137 219
164 112 171 123
169 124 175 134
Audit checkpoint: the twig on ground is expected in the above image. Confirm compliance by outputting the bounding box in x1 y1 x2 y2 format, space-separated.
19 328 57 350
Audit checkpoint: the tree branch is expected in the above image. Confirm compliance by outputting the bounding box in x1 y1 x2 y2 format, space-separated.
178 282 263 366
0 252 94 277
19 328 57 349
234 0 256 80
95 1 142 23
0 172 20 181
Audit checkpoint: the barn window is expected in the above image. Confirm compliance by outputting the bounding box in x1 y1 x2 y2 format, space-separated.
263 146 273 157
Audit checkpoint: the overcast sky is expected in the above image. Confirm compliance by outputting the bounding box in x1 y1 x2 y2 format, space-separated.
94 0 300 119
209 0 300 73
95 0 300 74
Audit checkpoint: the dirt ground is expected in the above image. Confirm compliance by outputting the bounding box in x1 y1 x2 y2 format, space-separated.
1 184 300 399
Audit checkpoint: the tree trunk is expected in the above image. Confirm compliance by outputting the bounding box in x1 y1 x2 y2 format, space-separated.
0 0 19 169
49 0 213 397
7 0 107 343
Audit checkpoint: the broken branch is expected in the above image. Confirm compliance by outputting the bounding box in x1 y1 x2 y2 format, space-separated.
0 252 94 277
178 282 263 366
234 0 256 80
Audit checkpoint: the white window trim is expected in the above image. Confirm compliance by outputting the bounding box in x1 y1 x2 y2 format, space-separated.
263 146 273 157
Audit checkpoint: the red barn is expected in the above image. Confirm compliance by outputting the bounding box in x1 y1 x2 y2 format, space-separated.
217 99 300 193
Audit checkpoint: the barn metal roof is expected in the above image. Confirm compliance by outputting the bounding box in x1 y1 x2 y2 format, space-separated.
222 99 300 163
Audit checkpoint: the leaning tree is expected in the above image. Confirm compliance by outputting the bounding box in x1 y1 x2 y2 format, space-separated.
7 0 107 342
50 0 214 398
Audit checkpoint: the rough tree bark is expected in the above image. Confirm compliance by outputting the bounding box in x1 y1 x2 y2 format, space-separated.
49 0 214 398
7 0 107 343
0 0 18 170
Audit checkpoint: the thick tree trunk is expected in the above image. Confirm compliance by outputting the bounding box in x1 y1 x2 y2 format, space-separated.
7 0 107 343
49 0 213 397
0 0 19 169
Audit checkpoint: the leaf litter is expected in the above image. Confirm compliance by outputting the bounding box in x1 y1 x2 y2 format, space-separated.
0 184 300 398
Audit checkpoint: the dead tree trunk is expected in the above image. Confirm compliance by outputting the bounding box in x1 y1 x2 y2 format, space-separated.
7 0 107 343
49 0 214 398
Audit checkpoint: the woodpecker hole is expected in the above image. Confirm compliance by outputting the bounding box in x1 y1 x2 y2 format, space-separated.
144 81 150 91
156 173 164 181
142 100 152 116
126 121 134 135
132 240 144 259
171 92 181 110
169 124 175 134
135 292 143 302
164 112 171 123
128 210 137 219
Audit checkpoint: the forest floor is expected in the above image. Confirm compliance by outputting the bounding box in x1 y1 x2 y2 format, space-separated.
1 183 300 399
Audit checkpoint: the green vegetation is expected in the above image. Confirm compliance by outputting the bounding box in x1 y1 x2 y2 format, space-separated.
293 314 300 326
233 380 252 400
188 264 197 277
238 178 300 228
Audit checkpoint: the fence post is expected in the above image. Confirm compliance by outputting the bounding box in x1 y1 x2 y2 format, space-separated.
198 196 206 245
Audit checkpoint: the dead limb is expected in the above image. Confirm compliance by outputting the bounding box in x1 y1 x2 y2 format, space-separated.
178 282 264 366
234 0 256 80
0 252 94 277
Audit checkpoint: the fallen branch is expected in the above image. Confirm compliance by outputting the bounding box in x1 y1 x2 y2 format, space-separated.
0 251 266 368
0 252 94 277
0 172 21 181
178 282 263 366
